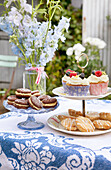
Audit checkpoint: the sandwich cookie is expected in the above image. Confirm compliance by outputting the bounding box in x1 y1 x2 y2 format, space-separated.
31 90 40 97
28 96 42 110
42 97 57 108
7 95 18 105
15 88 31 98
14 99 29 109
38 95 50 101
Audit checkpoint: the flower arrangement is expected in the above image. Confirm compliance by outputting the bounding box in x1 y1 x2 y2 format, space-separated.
66 37 106 77
0 0 70 92
0 0 70 68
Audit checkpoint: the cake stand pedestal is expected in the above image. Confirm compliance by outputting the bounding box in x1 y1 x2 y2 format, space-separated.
17 114 45 130
82 100 85 116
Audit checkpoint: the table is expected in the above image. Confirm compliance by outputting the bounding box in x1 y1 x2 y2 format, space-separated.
0 97 111 169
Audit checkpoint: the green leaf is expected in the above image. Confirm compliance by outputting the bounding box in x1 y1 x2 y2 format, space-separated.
35 9 47 14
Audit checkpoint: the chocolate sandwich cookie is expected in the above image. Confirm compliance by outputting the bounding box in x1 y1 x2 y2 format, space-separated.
28 96 42 110
14 99 29 109
38 95 50 101
7 95 18 105
15 88 31 98
31 90 40 97
42 97 57 108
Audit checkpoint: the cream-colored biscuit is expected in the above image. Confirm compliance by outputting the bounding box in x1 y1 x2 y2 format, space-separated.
93 120 111 130
75 116 95 132
68 109 83 117
86 111 100 121
61 118 77 131
99 112 111 121
58 115 76 121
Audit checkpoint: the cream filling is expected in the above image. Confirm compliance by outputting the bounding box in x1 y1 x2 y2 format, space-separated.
8 100 14 104
15 103 29 107
29 98 41 110
15 91 31 96
42 101 57 107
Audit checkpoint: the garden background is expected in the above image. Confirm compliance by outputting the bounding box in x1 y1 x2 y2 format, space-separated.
0 0 111 99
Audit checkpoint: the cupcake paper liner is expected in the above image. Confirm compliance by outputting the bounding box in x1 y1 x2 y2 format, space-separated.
62 81 69 93
66 85 89 96
89 82 108 95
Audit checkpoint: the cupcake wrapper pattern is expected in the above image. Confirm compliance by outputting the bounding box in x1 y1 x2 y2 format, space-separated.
89 82 108 95
66 85 90 96
62 81 68 93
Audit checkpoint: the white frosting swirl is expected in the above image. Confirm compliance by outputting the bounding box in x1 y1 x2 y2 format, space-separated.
66 76 89 85
62 75 70 82
88 74 109 83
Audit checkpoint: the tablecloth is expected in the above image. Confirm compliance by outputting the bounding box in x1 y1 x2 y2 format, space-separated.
0 97 111 170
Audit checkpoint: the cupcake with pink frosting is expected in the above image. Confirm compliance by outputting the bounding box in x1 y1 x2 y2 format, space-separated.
88 70 109 95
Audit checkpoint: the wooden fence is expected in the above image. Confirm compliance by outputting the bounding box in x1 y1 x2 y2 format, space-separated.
83 0 111 81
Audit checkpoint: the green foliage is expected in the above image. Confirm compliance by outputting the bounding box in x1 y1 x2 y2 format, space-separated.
45 1 82 96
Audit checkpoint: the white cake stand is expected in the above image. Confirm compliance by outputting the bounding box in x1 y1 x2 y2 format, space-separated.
3 100 59 130
52 86 111 116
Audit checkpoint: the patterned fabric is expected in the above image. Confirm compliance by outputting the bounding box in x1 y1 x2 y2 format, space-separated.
0 98 111 169
0 131 111 169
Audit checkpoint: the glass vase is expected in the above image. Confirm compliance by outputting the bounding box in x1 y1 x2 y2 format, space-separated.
23 70 46 94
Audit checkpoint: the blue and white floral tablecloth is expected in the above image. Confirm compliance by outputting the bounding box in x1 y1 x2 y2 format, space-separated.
0 97 111 170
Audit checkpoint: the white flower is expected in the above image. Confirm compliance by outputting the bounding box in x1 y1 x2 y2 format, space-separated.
8 7 23 26
73 43 85 52
24 4 32 14
97 39 106 49
73 43 85 60
75 51 82 61
66 47 74 56
84 37 106 49
57 16 70 33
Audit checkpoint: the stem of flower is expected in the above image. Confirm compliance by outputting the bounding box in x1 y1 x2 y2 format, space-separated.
17 44 28 63
31 0 34 20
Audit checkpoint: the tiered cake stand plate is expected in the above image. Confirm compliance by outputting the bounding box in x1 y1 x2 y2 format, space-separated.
3 100 59 130
47 112 111 136
52 86 111 100
47 87 111 136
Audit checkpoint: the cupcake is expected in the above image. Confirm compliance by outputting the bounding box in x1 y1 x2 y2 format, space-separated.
62 69 75 93
88 70 109 95
66 72 89 96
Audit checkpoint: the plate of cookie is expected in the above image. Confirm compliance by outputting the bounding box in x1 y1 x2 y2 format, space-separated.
3 97 59 114
3 88 60 130
52 86 111 100
3 88 59 114
47 110 111 136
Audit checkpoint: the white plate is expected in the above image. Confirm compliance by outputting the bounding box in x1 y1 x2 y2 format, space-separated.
47 112 111 136
52 87 111 100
